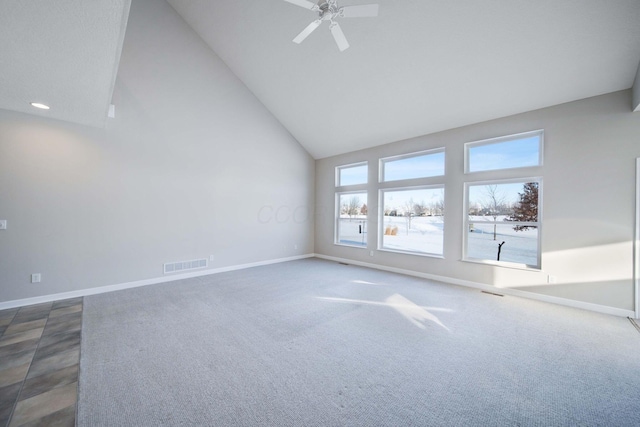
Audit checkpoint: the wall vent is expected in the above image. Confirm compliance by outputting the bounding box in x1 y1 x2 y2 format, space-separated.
163 258 207 274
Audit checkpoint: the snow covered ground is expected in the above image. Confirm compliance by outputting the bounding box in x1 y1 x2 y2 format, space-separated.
338 214 538 266
467 216 537 265
380 215 444 255
337 216 368 247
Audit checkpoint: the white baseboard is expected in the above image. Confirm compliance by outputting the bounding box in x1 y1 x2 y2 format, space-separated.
313 254 636 318
3 252 634 319
0 254 315 311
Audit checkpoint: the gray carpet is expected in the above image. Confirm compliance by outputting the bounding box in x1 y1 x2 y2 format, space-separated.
77 258 640 426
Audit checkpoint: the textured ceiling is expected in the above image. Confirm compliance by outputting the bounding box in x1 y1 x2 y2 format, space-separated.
168 0 640 159
0 0 131 128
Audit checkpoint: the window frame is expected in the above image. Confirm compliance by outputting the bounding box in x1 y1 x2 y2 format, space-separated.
378 184 445 258
464 130 544 174
335 190 369 249
463 177 543 270
379 148 445 183
336 161 368 187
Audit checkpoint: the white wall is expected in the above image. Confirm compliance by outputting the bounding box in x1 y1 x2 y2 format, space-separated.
0 0 314 304
315 90 640 311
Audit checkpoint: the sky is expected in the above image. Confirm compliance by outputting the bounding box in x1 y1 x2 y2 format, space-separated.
382 187 443 211
338 135 540 212
383 151 444 182
468 181 538 214
338 151 445 186
339 134 539 186
468 134 540 172
339 163 368 186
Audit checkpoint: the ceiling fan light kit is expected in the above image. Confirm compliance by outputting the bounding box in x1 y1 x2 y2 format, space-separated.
284 0 379 51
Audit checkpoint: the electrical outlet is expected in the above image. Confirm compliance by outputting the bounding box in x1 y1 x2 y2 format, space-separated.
370 251 374 257
31 273 41 283
547 275 557 284
0 220 6 230
209 255 215 262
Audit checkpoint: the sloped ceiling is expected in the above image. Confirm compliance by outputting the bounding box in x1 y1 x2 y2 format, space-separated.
2 1 638 158
0 0 131 128
167 0 640 159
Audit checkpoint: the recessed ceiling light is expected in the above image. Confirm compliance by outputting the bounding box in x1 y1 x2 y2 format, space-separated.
30 102 50 110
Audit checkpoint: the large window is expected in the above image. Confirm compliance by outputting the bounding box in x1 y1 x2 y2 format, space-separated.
335 162 368 248
336 192 368 247
378 149 446 257
380 186 444 256
331 131 543 266
465 130 543 173
380 149 445 182
464 130 543 269
465 179 541 269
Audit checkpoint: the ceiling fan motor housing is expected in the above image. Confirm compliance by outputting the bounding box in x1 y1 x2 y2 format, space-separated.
317 0 341 20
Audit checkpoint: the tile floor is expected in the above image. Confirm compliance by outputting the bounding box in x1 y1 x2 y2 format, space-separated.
0 298 82 427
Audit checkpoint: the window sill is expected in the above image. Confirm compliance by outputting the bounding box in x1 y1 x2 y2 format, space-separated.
461 257 541 272
378 248 444 259
334 242 368 249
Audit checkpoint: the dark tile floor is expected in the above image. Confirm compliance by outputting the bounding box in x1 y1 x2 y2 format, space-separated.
0 298 82 427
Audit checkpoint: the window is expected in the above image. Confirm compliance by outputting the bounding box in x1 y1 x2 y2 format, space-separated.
335 162 368 248
377 148 446 257
336 192 368 247
380 186 444 256
464 130 543 269
380 149 445 182
465 130 543 173
337 162 368 186
464 179 541 268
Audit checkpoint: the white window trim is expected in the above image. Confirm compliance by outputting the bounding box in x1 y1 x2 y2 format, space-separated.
378 184 445 258
379 147 445 183
335 190 368 249
463 177 543 270
464 129 544 174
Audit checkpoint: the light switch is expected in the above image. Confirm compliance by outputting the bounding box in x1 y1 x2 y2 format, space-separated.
0 220 6 230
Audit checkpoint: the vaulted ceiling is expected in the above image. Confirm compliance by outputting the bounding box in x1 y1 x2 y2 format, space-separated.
2 0 639 158
0 0 130 128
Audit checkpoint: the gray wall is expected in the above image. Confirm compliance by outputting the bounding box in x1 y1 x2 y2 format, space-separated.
0 0 314 303
634 62 640 112
315 90 640 311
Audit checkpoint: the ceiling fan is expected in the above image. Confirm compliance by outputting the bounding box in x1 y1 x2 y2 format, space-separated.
284 0 379 52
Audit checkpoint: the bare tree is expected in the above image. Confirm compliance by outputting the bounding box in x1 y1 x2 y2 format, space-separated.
482 185 506 240
413 200 427 217
434 190 445 216
342 196 361 221
402 198 415 234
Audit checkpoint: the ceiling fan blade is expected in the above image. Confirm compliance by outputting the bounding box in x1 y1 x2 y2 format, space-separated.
283 0 317 10
330 22 349 51
293 20 322 44
340 4 379 18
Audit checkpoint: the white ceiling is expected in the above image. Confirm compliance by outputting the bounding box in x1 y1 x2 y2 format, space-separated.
167 0 640 158
0 0 130 128
1 1 638 158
